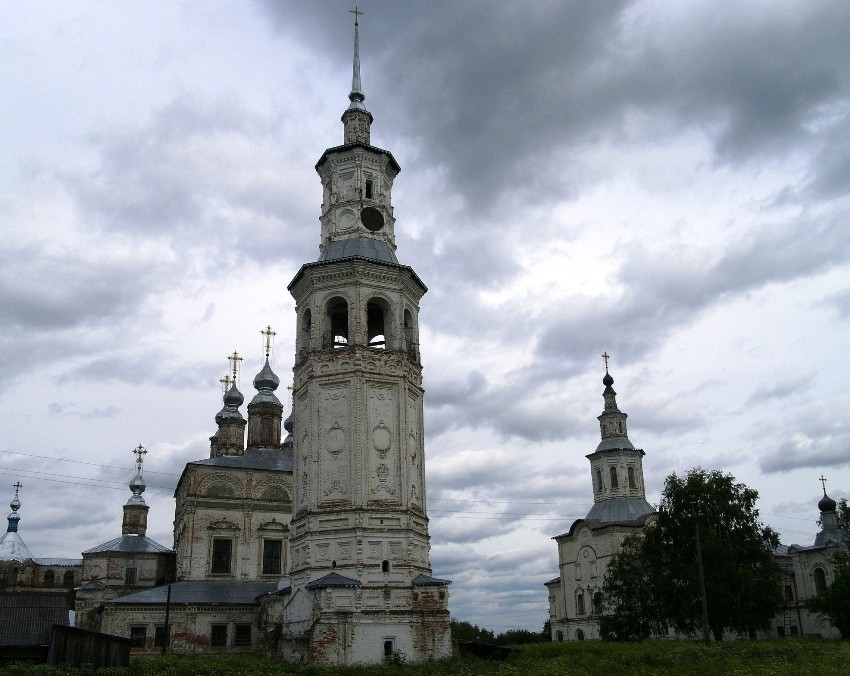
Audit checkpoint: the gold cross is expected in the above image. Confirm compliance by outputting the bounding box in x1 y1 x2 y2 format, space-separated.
819 474 827 493
219 374 233 393
261 325 276 358
228 351 244 382
350 6 363 25
602 352 610 372
132 444 147 473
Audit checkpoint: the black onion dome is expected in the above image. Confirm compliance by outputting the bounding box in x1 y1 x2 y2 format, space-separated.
819 492 837 513
603 372 614 387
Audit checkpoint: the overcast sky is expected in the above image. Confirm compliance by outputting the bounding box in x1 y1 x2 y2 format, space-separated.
1 1 849 633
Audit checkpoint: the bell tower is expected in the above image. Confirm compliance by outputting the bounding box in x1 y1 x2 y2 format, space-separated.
277 10 451 665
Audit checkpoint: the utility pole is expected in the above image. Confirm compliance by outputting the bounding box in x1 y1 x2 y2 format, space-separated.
694 520 711 644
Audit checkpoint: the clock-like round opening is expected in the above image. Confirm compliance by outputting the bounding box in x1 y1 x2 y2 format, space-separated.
360 206 385 232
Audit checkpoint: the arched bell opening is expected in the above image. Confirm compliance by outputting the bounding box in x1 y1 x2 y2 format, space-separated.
325 297 349 349
367 298 392 349
403 308 418 360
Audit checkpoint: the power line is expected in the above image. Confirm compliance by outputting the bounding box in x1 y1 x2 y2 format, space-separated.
0 448 182 477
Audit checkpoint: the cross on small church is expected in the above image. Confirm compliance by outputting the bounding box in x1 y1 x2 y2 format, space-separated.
12 481 22 499
228 351 244 382
133 444 147 474
819 474 827 493
261 325 276 358
219 374 233 393
350 6 363 25
602 351 610 373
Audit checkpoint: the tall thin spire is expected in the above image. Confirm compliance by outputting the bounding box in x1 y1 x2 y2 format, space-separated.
348 7 367 112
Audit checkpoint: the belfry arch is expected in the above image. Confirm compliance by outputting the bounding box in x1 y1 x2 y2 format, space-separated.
325 297 349 348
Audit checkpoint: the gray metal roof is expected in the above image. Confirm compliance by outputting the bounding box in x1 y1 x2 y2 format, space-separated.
189 447 293 473
0 530 33 563
584 497 655 524
318 236 399 265
305 572 361 590
33 558 82 567
82 534 172 555
0 594 69 647
106 580 277 606
412 573 451 587
593 436 636 452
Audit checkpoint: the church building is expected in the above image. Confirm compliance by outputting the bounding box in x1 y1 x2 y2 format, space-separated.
546 363 655 641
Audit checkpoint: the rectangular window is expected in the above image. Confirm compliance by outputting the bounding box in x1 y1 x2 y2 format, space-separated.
125 567 137 585
210 624 228 647
262 539 283 575
234 624 252 646
785 584 794 602
383 639 394 657
211 538 232 574
154 625 167 648
129 626 146 647
790 625 799 636
365 179 373 199
610 467 619 489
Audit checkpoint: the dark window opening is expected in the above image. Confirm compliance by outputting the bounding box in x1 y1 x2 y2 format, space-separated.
785 584 794 602
593 591 603 615
125 567 137 585
326 298 348 348
381 560 390 573
63 570 75 587
790 625 799 636
383 639 394 657
576 628 585 641
210 624 228 647
302 309 312 348
365 179 373 199
556 630 564 642
154 626 167 648
262 539 283 576
403 309 417 360
577 593 586 616
609 467 618 489
814 567 827 595
129 626 146 648
627 467 636 489
367 301 388 349
332 560 336 569
43 570 55 587
211 538 233 575
596 469 603 491
234 624 252 647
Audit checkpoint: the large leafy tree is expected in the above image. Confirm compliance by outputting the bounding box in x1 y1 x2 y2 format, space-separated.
808 548 850 638
602 468 783 640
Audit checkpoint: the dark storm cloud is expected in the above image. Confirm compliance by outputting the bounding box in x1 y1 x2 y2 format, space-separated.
264 1 850 212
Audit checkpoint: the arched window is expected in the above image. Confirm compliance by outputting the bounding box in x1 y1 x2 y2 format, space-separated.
302 308 312 349
609 467 618 489
627 467 637 489
325 298 348 348
63 570 75 587
576 628 585 641
596 469 603 491
593 591 603 615
43 570 55 587
403 309 417 360
367 298 391 349
555 630 563 642
381 560 390 573
576 592 586 616
814 567 828 595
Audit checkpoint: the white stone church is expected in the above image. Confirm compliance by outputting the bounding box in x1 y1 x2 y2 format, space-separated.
74 14 451 664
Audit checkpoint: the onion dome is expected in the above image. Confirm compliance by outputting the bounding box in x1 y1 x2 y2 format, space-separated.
818 491 837 513
603 372 614 387
216 384 245 423
282 412 294 449
250 358 282 406
127 471 146 506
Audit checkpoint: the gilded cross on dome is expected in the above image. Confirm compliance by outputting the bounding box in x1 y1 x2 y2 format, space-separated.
602 352 610 372
228 351 244 382
219 374 233 393
819 474 827 493
261 325 277 358
132 444 147 474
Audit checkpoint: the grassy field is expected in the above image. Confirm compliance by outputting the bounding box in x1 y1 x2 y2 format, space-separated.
6 639 849 675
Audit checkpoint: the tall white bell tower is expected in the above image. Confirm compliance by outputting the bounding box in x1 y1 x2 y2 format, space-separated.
275 10 451 664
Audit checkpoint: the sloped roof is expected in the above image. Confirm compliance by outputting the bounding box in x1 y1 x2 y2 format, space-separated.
412 574 451 587
189 447 293 472
305 572 361 590
82 534 172 555
0 531 33 563
584 497 654 524
106 580 276 606
33 558 82 567
0 594 69 647
319 236 399 265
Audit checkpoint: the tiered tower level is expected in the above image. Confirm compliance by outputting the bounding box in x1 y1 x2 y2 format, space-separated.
281 13 450 664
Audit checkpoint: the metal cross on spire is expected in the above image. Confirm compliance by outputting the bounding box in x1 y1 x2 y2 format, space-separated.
350 6 363 24
219 374 233 393
602 351 610 373
819 474 827 494
133 444 147 474
12 481 22 499
228 350 244 382
261 325 277 359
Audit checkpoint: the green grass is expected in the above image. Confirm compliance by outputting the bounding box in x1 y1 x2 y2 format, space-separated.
5 639 849 675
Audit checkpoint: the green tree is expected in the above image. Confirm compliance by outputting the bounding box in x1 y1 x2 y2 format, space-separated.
601 468 783 641
600 534 666 640
450 619 495 643
836 498 849 534
808 548 850 638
